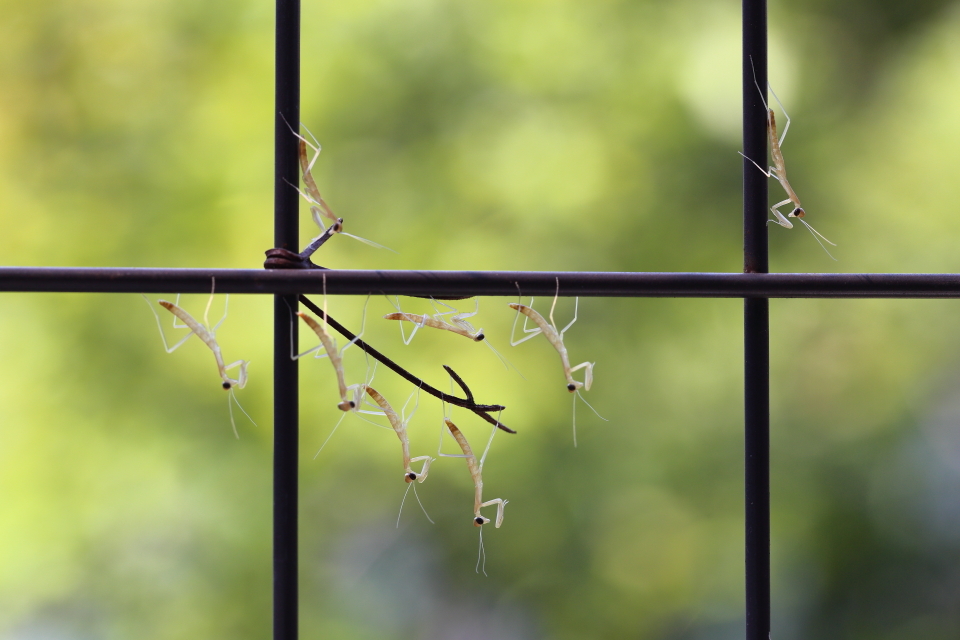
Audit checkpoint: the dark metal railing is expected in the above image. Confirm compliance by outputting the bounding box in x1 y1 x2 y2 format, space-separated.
742 3 770 637
5 268 960 298
1 0 950 638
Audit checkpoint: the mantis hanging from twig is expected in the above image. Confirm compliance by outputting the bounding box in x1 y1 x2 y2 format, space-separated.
442 416 506 575
297 295 515 434
363 386 434 484
361 385 435 526
291 277 370 412
442 418 507 528
296 310 366 412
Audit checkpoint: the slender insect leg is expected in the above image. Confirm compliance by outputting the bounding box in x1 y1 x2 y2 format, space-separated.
568 361 595 391
767 83 791 147
559 297 579 338
508 304 543 346
768 200 795 228
142 295 196 353
408 455 433 483
479 498 508 528
738 151 774 178
548 279 561 333
341 295 371 355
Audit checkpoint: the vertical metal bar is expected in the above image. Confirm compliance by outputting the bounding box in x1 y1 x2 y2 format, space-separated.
743 0 769 639
274 0 300 638
743 301 769 640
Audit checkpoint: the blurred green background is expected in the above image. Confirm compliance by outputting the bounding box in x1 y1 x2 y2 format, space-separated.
4 0 960 637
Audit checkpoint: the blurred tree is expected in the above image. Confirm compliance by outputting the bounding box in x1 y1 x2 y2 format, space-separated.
4 0 960 638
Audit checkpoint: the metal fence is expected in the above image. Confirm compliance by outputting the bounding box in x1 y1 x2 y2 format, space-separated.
2 0 956 638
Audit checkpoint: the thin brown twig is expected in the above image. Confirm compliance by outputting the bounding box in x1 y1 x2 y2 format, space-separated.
297 294 514 434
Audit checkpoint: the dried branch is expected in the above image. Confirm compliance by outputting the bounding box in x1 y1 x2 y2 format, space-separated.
442 365 474 403
297 294 514 434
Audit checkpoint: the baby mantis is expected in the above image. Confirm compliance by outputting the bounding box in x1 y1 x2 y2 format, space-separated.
363 386 434 484
442 418 507 528
291 287 386 460
442 417 507 575
385 297 486 344
384 297 513 370
142 281 254 438
293 294 369 412
739 57 837 259
308 360 383 461
289 123 391 251
361 385 435 526
296 311 361 411
508 279 605 446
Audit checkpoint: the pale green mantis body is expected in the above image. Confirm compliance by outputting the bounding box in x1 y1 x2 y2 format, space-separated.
739 59 837 259
143 283 254 438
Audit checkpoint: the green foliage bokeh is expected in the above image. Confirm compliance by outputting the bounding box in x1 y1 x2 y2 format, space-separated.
4 0 960 638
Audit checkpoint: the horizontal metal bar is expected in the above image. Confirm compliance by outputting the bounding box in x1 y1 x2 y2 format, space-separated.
6 267 960 298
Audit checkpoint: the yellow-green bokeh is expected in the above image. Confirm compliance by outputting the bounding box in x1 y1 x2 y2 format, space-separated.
4 0 960 638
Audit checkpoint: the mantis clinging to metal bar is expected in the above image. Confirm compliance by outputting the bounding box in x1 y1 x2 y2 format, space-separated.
143 279 255 438
739 56 837 259
287 122 392 252
384 297 513 370
385 297 486 344
508 279 606 446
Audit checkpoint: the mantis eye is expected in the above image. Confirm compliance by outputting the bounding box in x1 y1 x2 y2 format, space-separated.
474 516 486 527
405 472 417 482
223 382 232 390
567 383 577 392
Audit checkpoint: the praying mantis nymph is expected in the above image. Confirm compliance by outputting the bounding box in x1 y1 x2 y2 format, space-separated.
384 298 485 343
363 385 434 484
384 297 514 370
443 418 507 528
295 310 366 412
508 279 606 446
508 297 593 393
289 123 392 251
739 57 837 259
143 282 255 438
289 276 370 412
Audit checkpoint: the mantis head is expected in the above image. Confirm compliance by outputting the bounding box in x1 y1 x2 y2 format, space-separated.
789 207 805 219
338 384 367 412
405 456 432 484
222 361 250 390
